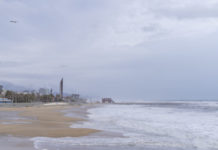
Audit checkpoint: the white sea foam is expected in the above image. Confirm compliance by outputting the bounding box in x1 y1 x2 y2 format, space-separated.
43 102 68 106
32 101 218 150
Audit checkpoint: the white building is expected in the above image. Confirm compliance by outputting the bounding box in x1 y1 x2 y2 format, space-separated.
0 98 12 103
1 90 7 96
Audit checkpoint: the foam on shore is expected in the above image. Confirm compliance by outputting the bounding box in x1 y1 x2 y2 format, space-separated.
43 102 68 106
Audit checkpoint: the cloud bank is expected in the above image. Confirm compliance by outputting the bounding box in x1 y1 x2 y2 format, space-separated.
1 0 218 100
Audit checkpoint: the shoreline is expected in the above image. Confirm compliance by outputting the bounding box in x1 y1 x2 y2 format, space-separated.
0 103 99 138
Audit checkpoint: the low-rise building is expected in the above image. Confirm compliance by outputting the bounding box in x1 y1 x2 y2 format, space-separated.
22 90 31 95
1 90 7 96
71 94 80 100
102 98 115 104
0 85 7 97
0 98 12 103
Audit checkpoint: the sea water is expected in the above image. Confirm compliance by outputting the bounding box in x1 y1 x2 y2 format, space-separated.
32 101 218 150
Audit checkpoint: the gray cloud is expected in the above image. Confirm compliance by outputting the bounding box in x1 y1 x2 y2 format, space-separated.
150 1 218 19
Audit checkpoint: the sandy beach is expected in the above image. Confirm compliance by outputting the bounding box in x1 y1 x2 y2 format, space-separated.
1 102 217 150
0 103 98 138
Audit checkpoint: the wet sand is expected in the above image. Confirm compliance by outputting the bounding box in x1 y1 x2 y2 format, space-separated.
0 104 98 138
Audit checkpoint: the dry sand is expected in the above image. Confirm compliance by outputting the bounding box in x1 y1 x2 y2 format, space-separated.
0 104 98 138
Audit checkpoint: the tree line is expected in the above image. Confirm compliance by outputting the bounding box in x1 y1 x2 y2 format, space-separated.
4 90 61 103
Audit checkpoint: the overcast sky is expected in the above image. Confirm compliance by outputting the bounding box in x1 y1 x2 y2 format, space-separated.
1 0 218 100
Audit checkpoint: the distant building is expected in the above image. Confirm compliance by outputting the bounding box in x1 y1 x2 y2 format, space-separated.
71 94 80 100
39 88 50 96
0 86 7 97
22 90 31 95
31 90 38 95
65 94 87 103
1 90 7 96
0 98 12 104
102 98 115 104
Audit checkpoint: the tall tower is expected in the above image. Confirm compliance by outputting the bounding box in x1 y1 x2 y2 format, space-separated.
0 85 3 95
60 78 63 100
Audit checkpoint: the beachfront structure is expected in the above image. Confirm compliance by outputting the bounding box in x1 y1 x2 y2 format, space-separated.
21 90 32 95
102 98 115 104
1 90 7 97
0 98 12 103
71 94 80 99
0 86 7 97
60 78 63 100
